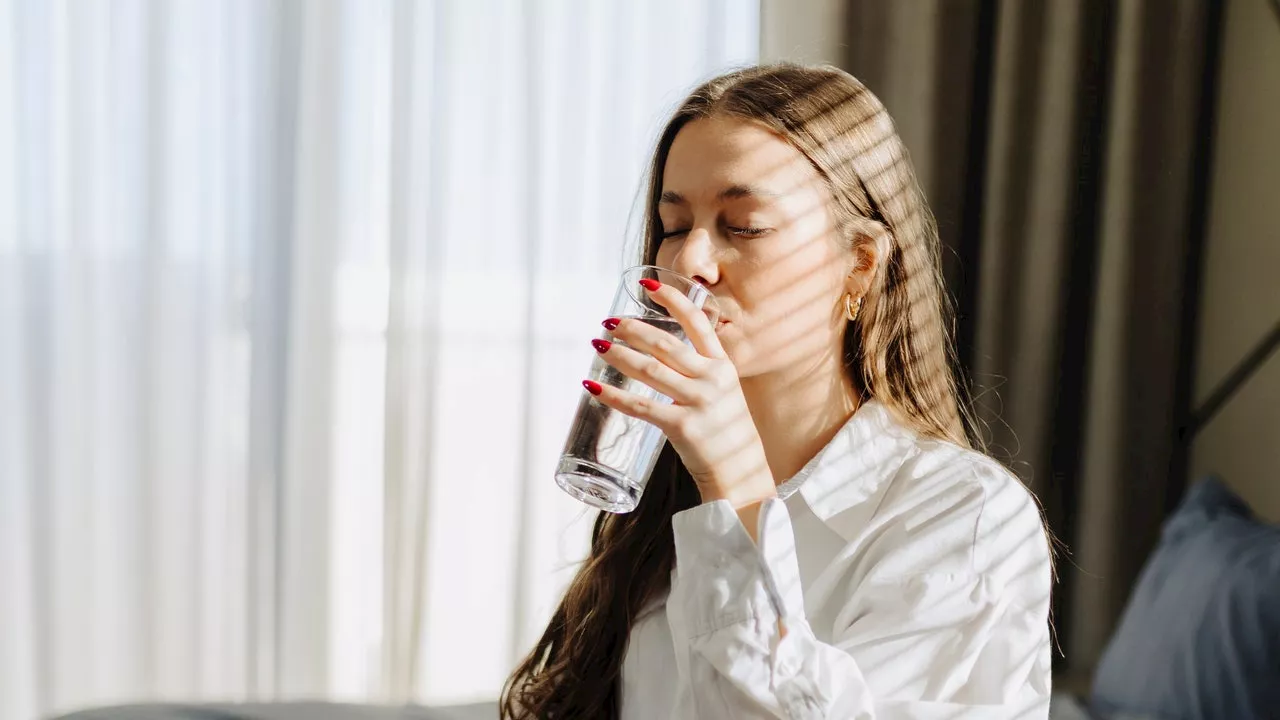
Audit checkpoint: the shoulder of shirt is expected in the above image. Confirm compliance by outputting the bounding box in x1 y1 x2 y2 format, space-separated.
872 417 1049 579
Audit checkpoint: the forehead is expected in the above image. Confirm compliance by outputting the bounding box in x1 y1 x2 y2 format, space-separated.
662 116 822 200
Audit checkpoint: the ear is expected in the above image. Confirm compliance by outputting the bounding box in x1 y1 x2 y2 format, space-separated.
844 223 888 299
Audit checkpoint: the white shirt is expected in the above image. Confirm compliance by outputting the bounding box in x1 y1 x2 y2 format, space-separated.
620 400 1053 719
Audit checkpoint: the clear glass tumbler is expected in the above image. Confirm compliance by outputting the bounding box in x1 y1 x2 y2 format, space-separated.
555 265 720 513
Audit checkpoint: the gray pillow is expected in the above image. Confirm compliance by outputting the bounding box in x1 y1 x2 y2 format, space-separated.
1090 476 1280 720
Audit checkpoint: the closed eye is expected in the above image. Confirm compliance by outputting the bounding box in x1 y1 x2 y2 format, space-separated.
659 226 772 240
729 226 771 238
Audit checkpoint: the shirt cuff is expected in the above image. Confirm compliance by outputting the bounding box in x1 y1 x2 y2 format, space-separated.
671 497 806 638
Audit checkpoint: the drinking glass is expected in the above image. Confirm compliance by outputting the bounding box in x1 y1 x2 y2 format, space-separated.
555 266 720 513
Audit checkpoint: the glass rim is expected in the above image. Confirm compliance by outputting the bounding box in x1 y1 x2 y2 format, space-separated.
620 264 720 314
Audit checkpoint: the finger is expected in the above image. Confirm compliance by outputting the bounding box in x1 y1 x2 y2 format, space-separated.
607 317 711 378
592 339 702 405
640 280 727 360
582 378 682 431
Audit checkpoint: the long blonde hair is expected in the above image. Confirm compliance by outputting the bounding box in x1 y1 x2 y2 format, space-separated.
502 63 976 719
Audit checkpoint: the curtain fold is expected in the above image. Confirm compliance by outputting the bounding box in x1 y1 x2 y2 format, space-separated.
0 1 758 717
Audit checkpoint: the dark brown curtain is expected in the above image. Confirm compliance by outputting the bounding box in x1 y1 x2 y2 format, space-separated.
835 0 1222 679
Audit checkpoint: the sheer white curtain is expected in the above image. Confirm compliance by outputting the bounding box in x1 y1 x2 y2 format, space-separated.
0 1 758 718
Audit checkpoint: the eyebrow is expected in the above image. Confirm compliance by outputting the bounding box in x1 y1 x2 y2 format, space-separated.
659 184 782 205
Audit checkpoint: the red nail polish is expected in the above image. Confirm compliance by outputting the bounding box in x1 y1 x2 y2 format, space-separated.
602 317 621 331
591 339 612 353
583 379 603 396
638 278 661 292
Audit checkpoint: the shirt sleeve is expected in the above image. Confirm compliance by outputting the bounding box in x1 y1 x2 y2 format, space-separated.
667 493 1052 719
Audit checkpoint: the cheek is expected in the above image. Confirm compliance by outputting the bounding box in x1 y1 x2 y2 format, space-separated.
742 238 844 322
775 218 843 277
653 242 672 267
653 240 682 272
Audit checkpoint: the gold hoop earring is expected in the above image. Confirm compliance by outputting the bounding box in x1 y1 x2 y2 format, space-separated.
843 293 862 323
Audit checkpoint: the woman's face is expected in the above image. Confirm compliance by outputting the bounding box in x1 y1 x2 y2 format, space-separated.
655 116 859 379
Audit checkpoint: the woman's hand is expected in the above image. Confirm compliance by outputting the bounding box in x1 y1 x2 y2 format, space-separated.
584 279 777 536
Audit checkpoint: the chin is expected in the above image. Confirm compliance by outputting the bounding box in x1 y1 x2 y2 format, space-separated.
716 330 743 363
716 325 758 375
720 342 758 378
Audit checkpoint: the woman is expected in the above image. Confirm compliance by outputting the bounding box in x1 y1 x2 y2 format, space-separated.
503 64 1053 719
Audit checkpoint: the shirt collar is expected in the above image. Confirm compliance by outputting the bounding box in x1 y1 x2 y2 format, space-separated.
779 398 918 524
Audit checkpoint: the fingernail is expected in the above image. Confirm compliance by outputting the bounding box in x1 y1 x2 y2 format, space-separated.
582 379 602 396
602 317 621 331
639 278 661 292
591 339 611 354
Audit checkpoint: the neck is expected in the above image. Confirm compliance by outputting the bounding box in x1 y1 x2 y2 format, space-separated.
740 348 861 486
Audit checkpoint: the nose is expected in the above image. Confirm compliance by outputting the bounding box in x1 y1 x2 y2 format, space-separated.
670 228 719 288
